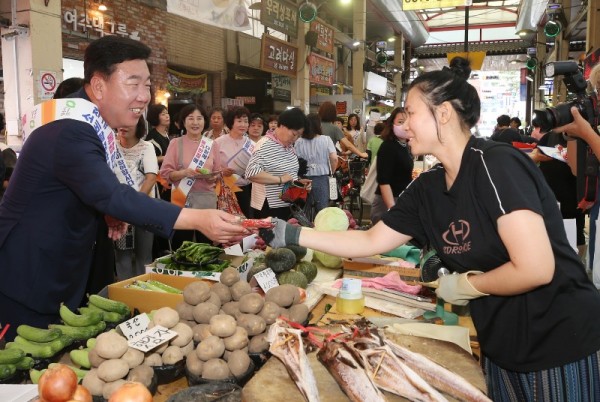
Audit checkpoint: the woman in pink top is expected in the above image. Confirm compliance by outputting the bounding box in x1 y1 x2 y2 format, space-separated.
160 104 226 248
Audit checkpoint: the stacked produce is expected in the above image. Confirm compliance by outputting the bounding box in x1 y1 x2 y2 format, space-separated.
248 247 317 289
0 347 33 381
156 241 230 272
36 363 92 402
124 279 183 293
180 267 309 382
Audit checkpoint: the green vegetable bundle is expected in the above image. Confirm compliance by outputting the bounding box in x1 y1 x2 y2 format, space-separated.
157 242 229 272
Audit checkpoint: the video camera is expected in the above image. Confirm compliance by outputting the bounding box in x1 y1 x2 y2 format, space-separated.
532 61 599 131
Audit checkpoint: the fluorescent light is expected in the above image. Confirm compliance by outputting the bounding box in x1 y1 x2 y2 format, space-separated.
410 57 418 64
98 2 107 11
526 76 534 82
352 40 361 47
388 37 396 42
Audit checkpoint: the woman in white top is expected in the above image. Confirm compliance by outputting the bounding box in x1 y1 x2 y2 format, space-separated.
114 118 158 279
346 113 365 152
245 108 310 220
295 113 337 218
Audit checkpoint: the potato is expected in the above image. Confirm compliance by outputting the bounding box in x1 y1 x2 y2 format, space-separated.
223 347 249 362
181 319 196 328
279 308 290 320
153 306 179 328
289 304 309 324
221 301 241 318
143 352 163 367
170 322 194 347
223 327 249 351
237 314 266 336
82 369 105 397
230 281 252 301
121 347 145 369
238 293 264 314
152 341 169 354
181 340 195 356
196 335 225 361
211 283 232 304
209 314 237 338
88 348 106 368
220 267 241 286
95 331 128 359
183 281 211 305
248 333 270 353
102 379 127 400
206 292 223 308
258 301 281 325
202 358 231 380
192 323 213 343
162 345 184 365
193 302 219 324
176 301 195 321
186 350 204 376
97 359 130 382
126 364 154 388
265 284 300 308
228 350 251 377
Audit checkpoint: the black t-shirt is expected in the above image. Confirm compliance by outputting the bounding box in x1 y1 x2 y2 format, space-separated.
146 128 171 158
383 136 600 371
375 139 413 196
491 127 537 144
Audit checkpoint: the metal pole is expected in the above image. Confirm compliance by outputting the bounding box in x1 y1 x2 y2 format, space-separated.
464 6 469 52
11 0 22 136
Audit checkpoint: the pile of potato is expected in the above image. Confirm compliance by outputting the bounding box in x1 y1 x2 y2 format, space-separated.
180 267 309 382
82 307 194 399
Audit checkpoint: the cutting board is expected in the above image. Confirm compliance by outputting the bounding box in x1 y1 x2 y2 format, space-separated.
242 333 487 402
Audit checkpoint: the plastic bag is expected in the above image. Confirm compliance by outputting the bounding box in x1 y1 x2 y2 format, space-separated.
217 175 245 217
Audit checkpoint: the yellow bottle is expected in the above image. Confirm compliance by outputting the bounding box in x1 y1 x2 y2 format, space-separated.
336 278 365 314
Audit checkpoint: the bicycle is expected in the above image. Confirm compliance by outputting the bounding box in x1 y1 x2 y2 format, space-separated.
333 155 367 225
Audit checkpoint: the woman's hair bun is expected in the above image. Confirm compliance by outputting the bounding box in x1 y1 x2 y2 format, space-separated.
448 56 472 80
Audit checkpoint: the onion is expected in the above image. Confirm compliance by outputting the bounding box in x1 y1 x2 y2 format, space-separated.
71 385 92 402
38 364 78 402
108 382 152 402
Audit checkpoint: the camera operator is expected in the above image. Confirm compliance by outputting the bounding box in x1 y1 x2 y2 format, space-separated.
554 63 600 285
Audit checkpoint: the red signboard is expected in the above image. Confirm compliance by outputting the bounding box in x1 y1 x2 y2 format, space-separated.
260 34 298 78
308 52 335 86
310 20 334 54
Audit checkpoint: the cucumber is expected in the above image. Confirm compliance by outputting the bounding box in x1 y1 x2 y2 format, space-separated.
0 364 16 380
16 325 62 343
146 280 183 294
88 294 130 315
60 303 102 327
14 335 72 355
6 341 54 359
69 348 91 369
14 356 34 370
79 306 122 323
48 324 96 341
0 348 25 364
29 368 46 384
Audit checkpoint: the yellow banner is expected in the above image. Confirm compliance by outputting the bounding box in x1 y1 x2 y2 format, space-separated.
402 0 472 11
167 68 208 93
447 51 486 71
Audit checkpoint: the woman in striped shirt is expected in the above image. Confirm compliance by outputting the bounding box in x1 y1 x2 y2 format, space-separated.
245 108 310 220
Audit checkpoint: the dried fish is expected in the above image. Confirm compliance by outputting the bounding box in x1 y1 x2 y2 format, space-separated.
385 339 492 402
317 341 387 402
349 342 448 402
267 319 320 402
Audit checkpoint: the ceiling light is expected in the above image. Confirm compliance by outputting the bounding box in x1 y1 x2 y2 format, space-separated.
544 20 561 37
516 28 535 37
510 60 517 64
352 40 361 47
526 75 534 82
340 0 352 5
98 1 107 11
410 57 418 64
388 37 396 42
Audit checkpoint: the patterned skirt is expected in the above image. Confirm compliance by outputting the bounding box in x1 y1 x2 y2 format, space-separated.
483 350 600 401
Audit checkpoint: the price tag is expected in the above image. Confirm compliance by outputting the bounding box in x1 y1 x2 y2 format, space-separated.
119 313 150 340
237 258 254 282
128 325 178 352
254 268 279 293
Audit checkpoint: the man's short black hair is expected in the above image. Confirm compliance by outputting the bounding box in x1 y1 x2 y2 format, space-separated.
84 36 151 84
496 114 511 127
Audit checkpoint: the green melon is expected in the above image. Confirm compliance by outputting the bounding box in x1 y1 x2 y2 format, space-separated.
265 248 297 273
295 261 318 283
277 271 308 289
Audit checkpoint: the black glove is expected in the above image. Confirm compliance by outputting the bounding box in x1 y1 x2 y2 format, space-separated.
258 218 301 248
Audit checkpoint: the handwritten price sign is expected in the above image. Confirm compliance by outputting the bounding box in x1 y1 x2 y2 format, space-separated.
119 313 150 340
254 268 279 293
128 325 178 352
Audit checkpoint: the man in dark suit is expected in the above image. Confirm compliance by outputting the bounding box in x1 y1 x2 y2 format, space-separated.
0 36 249 341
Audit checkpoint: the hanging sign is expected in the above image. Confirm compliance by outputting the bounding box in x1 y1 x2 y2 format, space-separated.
308 53 335 86
309 20 334 54
167 69 208 94
402 0 472 11
260 34 298 78
261 0 298 38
